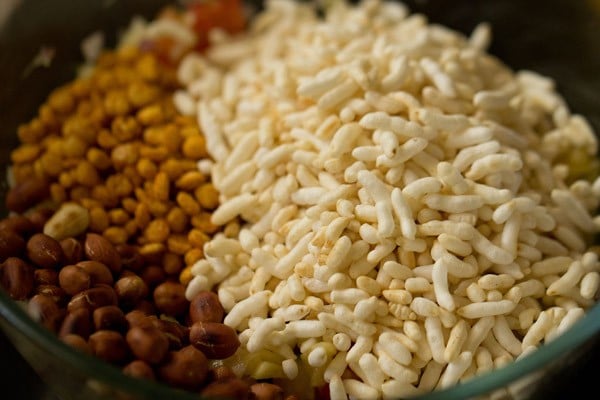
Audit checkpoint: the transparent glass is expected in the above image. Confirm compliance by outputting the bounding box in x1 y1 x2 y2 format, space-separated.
3 288 600 400
1 1 599 399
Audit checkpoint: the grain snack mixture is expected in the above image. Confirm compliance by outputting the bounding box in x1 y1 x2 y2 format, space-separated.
178 0 600 398
0 2 290 398
9 27 213 277
2 0 600 399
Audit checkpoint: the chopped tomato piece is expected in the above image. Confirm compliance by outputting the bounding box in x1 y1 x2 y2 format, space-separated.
187 0 246 51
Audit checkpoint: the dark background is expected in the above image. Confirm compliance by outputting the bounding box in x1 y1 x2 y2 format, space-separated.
1 0 600 399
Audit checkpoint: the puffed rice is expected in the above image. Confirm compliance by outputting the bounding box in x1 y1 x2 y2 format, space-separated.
177 0 600 398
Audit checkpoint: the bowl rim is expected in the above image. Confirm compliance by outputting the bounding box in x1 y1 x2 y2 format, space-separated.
0 289 195 399
2 288 600 399
1 0 600 398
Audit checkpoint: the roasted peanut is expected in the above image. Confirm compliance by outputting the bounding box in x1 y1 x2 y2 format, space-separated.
26 207 54 232
5 177 49 213
114 275 149 308
58 265 92 295
76 260 114 286
27 293 64 332
250 383 285 400
0 225 27 260
123 360 155 381
36 284 68 306
26 233 64 269
34 268 59 286
84 233 122 273
61 334 92 354
200 378 251 400
152 318 189 350
67 284 118 312
93 305 127 332
1 257 35 300
134 300 157 316
59 308 92 338
0 215 36 236
189 321 240 360
189 291 224 324
140 265 166 289
208 365 237 382
89 330 129 364
43 202 90 241
125 310 154 328
126 325 169 364
115 244 144 272
153 281 188 317
60 238 84 264
157 345 208 391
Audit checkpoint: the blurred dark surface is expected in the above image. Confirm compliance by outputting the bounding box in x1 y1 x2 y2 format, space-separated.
1 0 600 399
1 329 56 400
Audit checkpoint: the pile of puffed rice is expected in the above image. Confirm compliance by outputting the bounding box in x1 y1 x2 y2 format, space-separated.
177 0 600 398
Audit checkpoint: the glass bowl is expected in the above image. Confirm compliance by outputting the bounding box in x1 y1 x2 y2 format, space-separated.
1 1 599 399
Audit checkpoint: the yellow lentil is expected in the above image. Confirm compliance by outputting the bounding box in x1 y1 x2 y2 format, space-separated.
176 192 200 216
167 235 191 255
9 46 222 282
144 219 170 243
179 266 194 286
103 226 129 245
184 248 204 266
195 183 219 210
89 207 110 233
166 207 188 233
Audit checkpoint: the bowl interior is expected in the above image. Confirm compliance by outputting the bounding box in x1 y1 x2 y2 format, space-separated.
1 1 600 399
